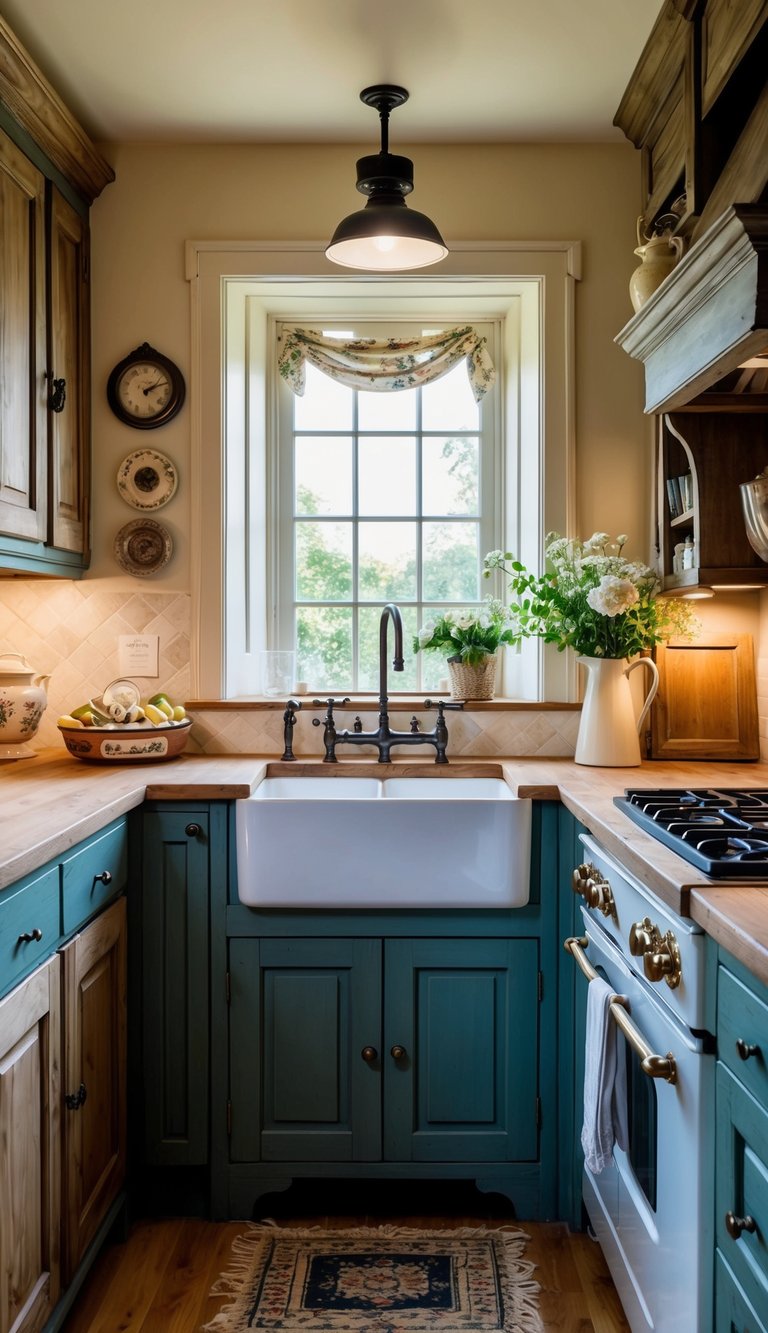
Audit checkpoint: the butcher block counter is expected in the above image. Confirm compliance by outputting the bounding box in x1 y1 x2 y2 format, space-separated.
2 749 767 983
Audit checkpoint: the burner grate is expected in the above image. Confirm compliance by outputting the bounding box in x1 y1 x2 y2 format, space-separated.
614 789 768 877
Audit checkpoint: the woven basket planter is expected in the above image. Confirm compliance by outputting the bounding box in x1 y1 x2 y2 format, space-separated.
447 654 498 700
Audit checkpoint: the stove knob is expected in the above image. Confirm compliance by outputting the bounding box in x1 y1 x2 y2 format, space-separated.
629 917 656 957
572 863 591 894
643 930 682 989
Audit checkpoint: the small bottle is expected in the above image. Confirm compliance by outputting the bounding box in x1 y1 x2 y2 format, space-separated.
682 536 695 570
673 543 685 574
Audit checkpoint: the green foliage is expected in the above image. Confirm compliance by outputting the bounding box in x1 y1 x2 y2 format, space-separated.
412 598 517 667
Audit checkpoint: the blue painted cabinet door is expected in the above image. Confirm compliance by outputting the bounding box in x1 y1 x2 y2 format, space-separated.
141 809 210 1165
383 937 539 1162
229 937 382 1164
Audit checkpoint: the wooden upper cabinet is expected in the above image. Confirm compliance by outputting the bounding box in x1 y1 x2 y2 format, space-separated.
0 131 47 543
48 188 90 558
700 0 768 115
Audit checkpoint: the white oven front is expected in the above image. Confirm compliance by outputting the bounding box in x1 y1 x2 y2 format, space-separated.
576 911 714 1333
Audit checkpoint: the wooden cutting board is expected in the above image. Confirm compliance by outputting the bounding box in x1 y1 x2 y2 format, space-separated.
650 633 759 760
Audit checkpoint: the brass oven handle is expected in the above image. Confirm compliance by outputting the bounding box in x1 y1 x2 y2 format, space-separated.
564 935 677 1084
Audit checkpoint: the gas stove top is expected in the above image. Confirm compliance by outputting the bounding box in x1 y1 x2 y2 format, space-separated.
614 788 768 878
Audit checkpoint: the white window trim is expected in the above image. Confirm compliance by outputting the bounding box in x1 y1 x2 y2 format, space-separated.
186 241 580 702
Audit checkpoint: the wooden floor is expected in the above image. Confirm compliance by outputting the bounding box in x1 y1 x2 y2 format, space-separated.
62 1184 631 1333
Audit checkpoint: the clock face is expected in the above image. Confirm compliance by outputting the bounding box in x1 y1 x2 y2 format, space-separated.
107 343 185 429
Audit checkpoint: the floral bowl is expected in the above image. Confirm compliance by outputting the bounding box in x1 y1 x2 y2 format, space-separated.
58 719 192 763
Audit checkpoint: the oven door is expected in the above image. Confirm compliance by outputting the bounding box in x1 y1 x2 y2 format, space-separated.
577 910 713 1333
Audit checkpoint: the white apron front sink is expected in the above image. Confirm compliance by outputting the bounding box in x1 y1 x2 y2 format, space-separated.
235 775 531 909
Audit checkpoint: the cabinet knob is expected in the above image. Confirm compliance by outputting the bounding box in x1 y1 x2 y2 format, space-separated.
93 870 112 886
17 928 43 944
736 1038 760 1062
360 1046 378 1064
185 823 202 837
725 1211 756 1241
390 1045 407 1061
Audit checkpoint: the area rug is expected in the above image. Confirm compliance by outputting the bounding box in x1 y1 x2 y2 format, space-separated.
202 1224 543 1333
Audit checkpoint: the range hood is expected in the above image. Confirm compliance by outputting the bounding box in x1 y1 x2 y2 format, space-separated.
616 204 768 413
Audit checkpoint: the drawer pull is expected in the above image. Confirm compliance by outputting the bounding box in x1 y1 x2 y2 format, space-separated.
725 1211 756 1241
736 1038 760 1062
18 928 43 944
65 1082 87 1111
185 823 201 838
360 1046 378 1064
93 870 112 887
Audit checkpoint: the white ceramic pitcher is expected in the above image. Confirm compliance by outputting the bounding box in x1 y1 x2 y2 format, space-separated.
575 655 659 767
0 652 50 759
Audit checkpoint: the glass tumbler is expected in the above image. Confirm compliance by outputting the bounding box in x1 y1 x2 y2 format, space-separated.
259 650 296 697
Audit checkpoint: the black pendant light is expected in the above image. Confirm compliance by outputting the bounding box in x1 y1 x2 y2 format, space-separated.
325 85 448 271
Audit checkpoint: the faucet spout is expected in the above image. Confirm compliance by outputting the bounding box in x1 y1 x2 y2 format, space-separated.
380 602 404 702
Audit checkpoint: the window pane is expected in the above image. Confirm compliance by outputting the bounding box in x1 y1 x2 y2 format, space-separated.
422 522 479 600
358 386 417 431
293 363 353 430
358 522 417 600
422 361 479 431
296 522 352 600
295 437 352 515
423 436 479 515
358 605 419 691
359 437 417 516
297 606 352 689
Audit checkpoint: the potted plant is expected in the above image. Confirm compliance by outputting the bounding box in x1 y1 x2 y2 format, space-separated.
483 533 695 764
413 597 517 699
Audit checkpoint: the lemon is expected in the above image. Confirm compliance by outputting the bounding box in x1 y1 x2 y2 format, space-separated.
58 714 83 728
172 704 187 721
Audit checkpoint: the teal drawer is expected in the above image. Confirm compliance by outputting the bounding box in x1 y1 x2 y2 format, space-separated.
716 1251 768 1333
0 865 60 995
62 819 128 934
718 965 768 1109
716 1063 768 1319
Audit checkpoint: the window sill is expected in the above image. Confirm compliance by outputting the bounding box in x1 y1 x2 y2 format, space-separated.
187 696 580 711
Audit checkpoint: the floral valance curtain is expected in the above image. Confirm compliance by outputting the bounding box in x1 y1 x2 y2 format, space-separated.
277 325 496 403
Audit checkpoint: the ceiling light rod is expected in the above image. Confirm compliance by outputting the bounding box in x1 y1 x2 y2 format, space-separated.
325 83 448 272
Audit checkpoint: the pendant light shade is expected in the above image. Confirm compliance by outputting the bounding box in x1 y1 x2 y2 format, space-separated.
326 85 448 272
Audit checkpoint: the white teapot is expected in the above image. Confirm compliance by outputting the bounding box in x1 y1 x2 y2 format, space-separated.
0 653 50 759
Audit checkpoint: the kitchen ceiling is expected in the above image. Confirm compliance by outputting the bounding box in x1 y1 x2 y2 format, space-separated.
2 0 663 145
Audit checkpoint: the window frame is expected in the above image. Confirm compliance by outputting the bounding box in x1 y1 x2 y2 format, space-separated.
187 241 580 702
271 317 502 693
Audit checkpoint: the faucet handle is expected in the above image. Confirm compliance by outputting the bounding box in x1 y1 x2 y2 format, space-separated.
312 697 351 711
423 698 465 711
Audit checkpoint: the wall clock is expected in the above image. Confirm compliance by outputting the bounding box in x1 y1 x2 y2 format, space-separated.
106 342 185 429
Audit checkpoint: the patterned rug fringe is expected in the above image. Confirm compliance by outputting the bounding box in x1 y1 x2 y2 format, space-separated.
202 1223 543 1333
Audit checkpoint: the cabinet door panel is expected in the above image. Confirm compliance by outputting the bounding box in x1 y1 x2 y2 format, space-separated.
48 187 89 556
717 1062 768 1319
61 897 126 1282
0 132 46 542
229 938 381 1164
384 938 539 1163
0 955 60 1333
141 811 209 1165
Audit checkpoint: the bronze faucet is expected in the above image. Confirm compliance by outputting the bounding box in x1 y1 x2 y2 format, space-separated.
311 603 463 763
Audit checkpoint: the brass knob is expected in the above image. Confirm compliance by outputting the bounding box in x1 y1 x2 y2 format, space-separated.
629 917 656 957
185 823 202 837
360 1046 378 1064
18 928 43 944
725 1211 756 1241
572 863 590 893
736 1038 760 1062
390 1045 407 1060
642 931 682 988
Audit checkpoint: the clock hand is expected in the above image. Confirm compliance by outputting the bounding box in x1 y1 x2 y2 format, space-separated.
143 379 169 395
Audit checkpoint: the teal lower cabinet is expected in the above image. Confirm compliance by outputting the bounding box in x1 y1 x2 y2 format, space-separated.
224 926 544 1219
715 952 768 1329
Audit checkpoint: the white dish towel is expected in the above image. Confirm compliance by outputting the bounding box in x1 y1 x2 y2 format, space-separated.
581 975 629 1174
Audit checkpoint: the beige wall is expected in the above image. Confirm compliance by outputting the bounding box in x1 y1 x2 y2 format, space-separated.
89 140 651 587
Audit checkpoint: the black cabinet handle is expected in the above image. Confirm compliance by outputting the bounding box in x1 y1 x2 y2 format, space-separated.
47 374 67 413
390 1045 407 1061
725 1211 756 1241
93 870 112 886
18 928 43 944
185 823 201 837
65 1082 87 1111
736 1038 760 1061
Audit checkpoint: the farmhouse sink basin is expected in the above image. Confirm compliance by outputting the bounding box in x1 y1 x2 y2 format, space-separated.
235 775 531 909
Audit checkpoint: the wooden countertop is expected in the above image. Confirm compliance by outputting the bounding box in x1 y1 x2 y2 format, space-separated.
2 749 768 985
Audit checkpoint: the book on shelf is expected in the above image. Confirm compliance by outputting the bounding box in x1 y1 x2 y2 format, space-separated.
666 476 683 517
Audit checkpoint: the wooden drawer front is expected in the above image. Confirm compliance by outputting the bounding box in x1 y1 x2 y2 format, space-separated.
718 966 768 1108
62 819 128 934
0 865 60 995
716 1063 768 1318
701 0 768 115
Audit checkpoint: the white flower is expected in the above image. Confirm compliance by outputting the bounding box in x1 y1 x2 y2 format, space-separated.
453 611 477 630
417 621 436 647
483 550 507 570
586 575 640 617
585 532 610 550
616 534 629 546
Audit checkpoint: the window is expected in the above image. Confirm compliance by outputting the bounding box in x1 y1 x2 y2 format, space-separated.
272 321 499 692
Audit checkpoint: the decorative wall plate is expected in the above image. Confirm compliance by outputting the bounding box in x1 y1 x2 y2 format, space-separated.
116 449 178 510
114 519 173 577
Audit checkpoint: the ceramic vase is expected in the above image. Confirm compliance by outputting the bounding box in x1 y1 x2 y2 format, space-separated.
447 654 497 700
629 218 684 313
0 652 50 759
575 655 659 767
